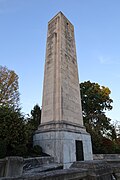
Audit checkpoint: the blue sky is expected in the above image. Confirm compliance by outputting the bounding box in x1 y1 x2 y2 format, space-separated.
0 0 120 122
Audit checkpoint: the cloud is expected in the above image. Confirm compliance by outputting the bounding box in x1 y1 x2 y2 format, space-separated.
98 56 120 65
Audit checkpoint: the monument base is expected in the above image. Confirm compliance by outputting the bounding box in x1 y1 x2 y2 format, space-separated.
33 121 93 168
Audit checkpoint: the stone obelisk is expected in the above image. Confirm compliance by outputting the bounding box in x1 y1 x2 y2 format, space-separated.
34 12 93 168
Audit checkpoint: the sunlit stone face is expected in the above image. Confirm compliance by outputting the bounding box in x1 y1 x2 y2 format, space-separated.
41 12 83 125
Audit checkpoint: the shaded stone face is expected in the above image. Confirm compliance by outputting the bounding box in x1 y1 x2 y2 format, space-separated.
41 12 83 125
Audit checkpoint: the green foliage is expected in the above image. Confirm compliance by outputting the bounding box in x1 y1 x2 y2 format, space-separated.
0 105 43 158
0 140 7 158
80 81 113 132
0 66 43 158
80 81 113 115
24 104 41 156
0 106 27 158
111 126 117 141
0 66 20 109
26 104 41 143
30 104 41 130
80 81 116 153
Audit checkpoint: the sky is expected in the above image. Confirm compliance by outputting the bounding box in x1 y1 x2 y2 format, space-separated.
0 0 120 122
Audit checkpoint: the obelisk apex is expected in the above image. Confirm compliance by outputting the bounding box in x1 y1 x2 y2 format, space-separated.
41 12 83 125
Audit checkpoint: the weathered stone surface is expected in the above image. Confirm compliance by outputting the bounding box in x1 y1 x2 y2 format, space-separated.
0 157 23 178
23 163 63 175
34 130 93 167
35 120 87 133
23 156 63 174
0 168 88 180
93 154 120 160
23 157 54 171
70 160 114 180
1 156 120 180
33 11 93 167
0 159 6 177
93 154 120 179
41 11 83 125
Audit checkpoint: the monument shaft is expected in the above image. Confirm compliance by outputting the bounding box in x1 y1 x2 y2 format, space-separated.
42 12 83 125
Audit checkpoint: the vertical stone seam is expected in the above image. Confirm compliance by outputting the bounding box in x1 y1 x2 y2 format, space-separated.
60 14 63 121
53 32 57 121
57 16 61 121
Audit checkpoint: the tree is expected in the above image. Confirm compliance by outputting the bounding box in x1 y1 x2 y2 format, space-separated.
26 104 41 132
80 81 113 132
25 104 42 156
80 81 114 153
25 104 41 145
0 106 27 158
30 104 41 130
80 81 113 115
0 66 19 109
0 105 43 158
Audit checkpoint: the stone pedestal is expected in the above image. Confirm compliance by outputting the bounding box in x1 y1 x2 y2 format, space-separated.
34 121 93 168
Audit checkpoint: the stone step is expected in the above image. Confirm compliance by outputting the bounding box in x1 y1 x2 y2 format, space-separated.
23 156 54 171
23 163 63 174
23 156 63 174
